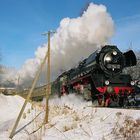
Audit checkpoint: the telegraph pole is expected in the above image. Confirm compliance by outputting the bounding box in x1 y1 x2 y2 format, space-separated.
9 31 54 139
9 32 52 139
45 31 51 124
42 31 54 123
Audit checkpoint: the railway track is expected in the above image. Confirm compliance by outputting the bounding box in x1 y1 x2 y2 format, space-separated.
85 104 140 110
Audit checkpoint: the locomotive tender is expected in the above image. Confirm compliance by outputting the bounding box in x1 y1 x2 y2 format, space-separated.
52 45 137 107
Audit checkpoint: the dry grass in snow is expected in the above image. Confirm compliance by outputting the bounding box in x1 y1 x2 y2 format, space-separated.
0 94 140 140
112 114 140 140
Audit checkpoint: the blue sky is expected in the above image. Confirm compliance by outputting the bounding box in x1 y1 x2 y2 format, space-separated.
0 0 140 68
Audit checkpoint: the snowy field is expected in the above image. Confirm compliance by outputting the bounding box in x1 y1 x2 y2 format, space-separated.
0 94 140 140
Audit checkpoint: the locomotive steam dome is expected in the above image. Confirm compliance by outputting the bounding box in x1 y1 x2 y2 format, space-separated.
98 45 124 75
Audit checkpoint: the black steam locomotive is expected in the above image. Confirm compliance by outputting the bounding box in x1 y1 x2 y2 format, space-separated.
52 45 137 107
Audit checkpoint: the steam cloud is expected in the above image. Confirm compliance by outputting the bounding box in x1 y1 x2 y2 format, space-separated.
2 3 114 87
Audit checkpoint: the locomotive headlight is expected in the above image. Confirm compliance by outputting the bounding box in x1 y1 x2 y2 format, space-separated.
105 56 112 62
113 51 117 56
105 80 109 85
130 81 135 86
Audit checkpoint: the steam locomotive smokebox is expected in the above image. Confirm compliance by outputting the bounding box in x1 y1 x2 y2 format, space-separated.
98 45 125 76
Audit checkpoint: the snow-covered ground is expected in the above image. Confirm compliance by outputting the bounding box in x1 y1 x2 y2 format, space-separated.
0 94 140 140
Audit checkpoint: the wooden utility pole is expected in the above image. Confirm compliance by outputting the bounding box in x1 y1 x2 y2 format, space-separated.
9 31 53 138
42 31 52 123
9 41 49 139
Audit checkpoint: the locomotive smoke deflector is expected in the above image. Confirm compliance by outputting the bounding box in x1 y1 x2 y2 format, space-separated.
123 50 137 67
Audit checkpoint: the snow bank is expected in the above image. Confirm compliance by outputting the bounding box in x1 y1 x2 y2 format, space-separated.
0 94 24 123
0 94 139 140
41 95 140 140
0 95 34 140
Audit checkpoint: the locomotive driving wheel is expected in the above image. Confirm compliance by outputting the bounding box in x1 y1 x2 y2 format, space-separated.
98 94 105 106
108 94 119 107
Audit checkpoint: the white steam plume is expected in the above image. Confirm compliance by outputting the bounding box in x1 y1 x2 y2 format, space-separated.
2 3 114 87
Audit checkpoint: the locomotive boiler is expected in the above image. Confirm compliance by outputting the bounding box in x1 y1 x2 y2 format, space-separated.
52 45 137 107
